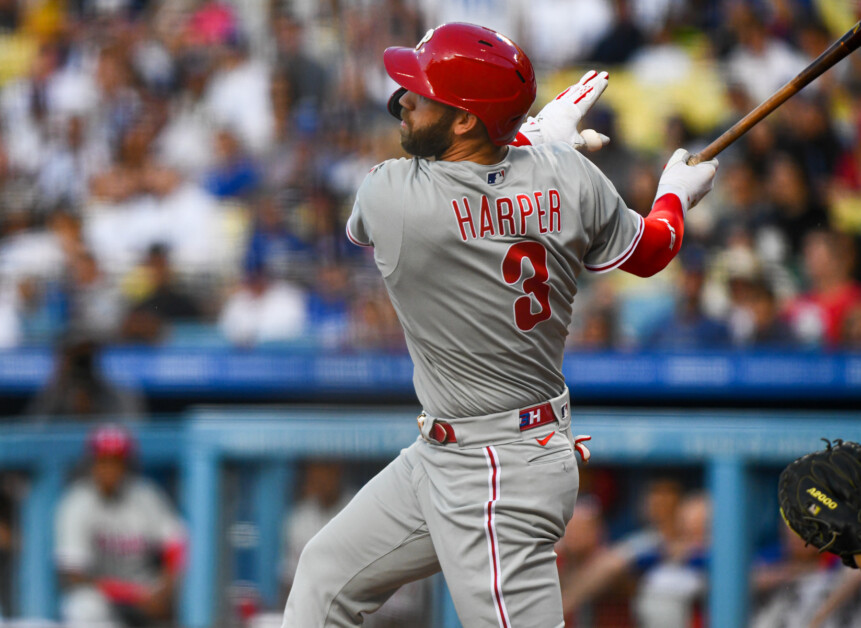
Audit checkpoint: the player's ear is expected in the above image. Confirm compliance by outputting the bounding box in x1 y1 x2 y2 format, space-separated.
452 110 480 138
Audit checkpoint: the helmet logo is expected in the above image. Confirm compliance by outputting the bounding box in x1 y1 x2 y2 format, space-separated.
416 28 434 51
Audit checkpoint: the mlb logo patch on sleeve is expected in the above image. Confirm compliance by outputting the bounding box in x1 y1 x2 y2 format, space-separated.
487 169 505 185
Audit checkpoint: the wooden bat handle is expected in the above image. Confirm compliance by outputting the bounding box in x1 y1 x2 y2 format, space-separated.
687 20 861 166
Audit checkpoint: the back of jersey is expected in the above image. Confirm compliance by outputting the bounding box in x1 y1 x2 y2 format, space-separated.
348 143 641 418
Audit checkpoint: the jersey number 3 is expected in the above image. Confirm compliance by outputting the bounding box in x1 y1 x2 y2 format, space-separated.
502 242 552 331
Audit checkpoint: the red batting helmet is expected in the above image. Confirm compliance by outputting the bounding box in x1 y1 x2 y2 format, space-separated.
88 424 135 460
384 23 537 146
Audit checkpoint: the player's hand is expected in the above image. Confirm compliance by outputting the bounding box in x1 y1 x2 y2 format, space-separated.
655 148 718 214
519 70 610 151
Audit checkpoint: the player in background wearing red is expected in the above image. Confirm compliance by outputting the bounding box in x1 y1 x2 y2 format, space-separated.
55 424 186 627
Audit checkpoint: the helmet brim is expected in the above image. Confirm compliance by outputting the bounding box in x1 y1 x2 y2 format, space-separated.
384 46 440 103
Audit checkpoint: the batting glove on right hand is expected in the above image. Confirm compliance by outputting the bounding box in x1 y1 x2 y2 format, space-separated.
519 70 610 151
655 149 718 214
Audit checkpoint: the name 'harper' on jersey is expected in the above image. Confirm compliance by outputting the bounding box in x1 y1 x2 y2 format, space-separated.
451 188 562 242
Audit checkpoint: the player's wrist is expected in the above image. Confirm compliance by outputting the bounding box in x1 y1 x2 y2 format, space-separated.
654 185 691 215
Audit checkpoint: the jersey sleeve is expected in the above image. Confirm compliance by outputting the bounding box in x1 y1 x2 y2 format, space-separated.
346 159 408 276
54 485 94 573
579 156 644 273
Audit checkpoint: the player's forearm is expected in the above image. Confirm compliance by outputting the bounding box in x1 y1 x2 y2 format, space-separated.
619 194 685 278
560 548 629 616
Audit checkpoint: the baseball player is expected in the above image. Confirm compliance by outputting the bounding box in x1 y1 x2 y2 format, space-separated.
283 22 717 628
54 424 187 627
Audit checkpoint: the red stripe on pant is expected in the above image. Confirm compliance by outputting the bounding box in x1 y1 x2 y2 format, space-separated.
484 446 509 628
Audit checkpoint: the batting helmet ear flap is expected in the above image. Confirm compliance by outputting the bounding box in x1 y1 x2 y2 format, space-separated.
387 87 408 120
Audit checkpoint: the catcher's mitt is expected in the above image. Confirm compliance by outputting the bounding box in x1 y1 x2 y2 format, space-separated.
778 439 861 568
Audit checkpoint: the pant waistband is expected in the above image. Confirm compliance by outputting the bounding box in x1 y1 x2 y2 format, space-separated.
418 388 571 448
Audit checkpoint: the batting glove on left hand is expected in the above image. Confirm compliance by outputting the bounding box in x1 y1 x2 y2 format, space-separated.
519 70 611 151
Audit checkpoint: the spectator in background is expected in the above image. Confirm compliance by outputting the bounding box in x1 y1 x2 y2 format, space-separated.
307 264 352 350
633 493 710 628
560 476 685 620
65 249 124 342
218 261 306 346
751 518 859 628
786 229 861 348
725 9 807 105
763 154 830 258
272 16 327 114
556 496 630 627
243 196 312 280
121 244 203 344
156 51 216 178
55 424 186 627
203 30 273 156
281 461 354 596
203 127 261 199
26 334 143 419
645 246 729 350
281 460 426 627
729 275 797 348
587 0 645 65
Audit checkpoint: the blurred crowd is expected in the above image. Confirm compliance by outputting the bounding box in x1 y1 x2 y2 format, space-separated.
558 472 861 628
0 0 857 354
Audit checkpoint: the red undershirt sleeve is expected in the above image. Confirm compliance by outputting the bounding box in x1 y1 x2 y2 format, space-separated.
619 193 685 278
510 131 531 146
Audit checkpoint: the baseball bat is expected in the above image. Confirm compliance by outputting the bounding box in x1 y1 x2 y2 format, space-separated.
687 20 861 166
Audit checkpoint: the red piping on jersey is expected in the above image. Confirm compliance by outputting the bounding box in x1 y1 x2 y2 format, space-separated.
584 214 645 273
620 193 685 277
345 223 370 247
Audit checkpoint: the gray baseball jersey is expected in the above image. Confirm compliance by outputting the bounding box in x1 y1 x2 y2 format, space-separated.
55 477 185 586
285 143 644 628
347 142 643 418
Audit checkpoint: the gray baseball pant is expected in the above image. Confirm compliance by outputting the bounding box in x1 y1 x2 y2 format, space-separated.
282 390 579 627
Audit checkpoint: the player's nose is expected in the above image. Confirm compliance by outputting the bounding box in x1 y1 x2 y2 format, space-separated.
399 90 416 113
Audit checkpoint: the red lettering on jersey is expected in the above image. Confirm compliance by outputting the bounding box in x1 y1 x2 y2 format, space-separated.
496 198 515 236
479 195 496 238
517 194 534 235
549 189 561 232
534 191 546 233
452 198 476 241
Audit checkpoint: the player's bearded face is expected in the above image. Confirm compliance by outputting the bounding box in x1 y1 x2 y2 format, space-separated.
400 103 458 159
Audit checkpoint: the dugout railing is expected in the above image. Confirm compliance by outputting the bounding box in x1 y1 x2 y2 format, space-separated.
4 409 861 628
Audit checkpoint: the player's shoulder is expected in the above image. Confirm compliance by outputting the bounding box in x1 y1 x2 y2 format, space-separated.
126 476 170 502
510 142 592 170
58 479 99 511
364 157 414 181
358 157 413 197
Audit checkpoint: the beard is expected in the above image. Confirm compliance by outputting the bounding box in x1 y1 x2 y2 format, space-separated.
400 107 458 159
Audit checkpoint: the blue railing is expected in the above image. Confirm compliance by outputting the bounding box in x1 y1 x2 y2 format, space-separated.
4 409 861 627
1 348 860 400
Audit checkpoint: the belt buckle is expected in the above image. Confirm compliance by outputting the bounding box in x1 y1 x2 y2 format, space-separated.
518 401 557 432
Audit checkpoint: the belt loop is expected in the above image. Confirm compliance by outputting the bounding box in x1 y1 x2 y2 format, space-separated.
417 413 457 445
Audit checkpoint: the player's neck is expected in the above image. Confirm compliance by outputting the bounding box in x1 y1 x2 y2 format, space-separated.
438 138 508 165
